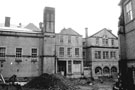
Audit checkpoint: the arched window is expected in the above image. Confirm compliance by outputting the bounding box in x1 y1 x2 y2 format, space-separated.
111 66 117 73
95 67 102 75
103 66 110 74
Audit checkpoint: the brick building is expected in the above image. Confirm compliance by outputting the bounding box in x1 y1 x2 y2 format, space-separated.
118 0 135 89
83 28 119 79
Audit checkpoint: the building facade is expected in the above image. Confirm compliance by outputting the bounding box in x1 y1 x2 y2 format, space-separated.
0 7 56 79
83 28 119 79
55 28 83 78
0 7 84 79
118 0 135 89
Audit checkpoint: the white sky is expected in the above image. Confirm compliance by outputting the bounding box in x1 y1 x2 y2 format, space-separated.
0 0 121 37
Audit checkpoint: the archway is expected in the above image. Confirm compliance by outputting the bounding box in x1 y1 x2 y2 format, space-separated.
95 66 102 75
103 66 110 74
111 66 117 73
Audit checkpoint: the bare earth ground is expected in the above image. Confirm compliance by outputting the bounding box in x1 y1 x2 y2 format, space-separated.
78 80 114 90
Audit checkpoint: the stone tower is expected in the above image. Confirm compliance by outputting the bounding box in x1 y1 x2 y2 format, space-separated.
42 7 56 74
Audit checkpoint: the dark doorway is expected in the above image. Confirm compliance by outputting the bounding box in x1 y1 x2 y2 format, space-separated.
58 61 66 76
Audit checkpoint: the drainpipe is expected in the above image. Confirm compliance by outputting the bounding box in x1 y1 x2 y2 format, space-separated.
39 22 44 75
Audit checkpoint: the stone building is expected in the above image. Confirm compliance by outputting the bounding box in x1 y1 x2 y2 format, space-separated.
0 7 84 79
55 28 83 78
0 7 55 79
83 28 119 79
118 0 135 89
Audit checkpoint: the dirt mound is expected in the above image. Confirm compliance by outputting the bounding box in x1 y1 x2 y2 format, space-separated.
23 73 77 90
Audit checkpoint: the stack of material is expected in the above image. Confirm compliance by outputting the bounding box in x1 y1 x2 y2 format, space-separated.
23 73 78 90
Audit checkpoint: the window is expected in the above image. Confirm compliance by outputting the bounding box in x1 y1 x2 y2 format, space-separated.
83 52 85 57
16 48 22 58
75 48 79 56
96 38 99 45
106 39 108 45
111 39 114 46
0 62 3 67
102 38 106 45
68 61 72 73
68 36 71 43
103 51 109 59
59 47 64 56
125 1 133 22
102 35 108 46
95 51 101 59
60 36 63 43
76 37 79 44
110 51 116 58
67 48 71 56
0 47 6 57
31 48 37 58
83 42 86 46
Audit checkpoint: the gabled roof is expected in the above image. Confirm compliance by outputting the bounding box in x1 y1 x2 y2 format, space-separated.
59 28 81 36
89 28 118 39
24 23 40 31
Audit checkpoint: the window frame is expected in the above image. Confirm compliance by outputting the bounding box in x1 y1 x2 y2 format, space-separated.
59 47 64 56
31 48 37 58
75 48 79 56
16 48 22 58
67 48 72 56
0 47 6 57
125 0 133 23
60 35 63 43
95 51 101 59
103 51 109 59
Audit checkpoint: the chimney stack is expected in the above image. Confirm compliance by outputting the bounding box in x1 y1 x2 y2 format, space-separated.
85 27 88 38
5 17 10 27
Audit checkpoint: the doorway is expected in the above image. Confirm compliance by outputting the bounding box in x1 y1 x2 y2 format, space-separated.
58 61 66 76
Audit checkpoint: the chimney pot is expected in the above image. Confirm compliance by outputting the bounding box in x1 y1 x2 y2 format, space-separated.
85 27 88 38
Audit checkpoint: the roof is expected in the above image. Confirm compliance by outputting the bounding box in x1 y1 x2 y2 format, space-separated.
0 23 41 33
0 26 39 33
89 28 118 39
24 23 40 31
59 28 81 36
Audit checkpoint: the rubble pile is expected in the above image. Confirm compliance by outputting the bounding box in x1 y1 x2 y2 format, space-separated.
23 73 78 90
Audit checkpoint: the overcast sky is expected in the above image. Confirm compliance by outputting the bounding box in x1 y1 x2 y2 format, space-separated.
0 0 121 37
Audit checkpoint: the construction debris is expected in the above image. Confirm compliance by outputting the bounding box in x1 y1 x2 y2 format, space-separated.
23 73 78 90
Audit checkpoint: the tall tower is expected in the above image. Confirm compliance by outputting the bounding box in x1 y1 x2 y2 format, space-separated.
42 7 56 74
43 7 55 33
